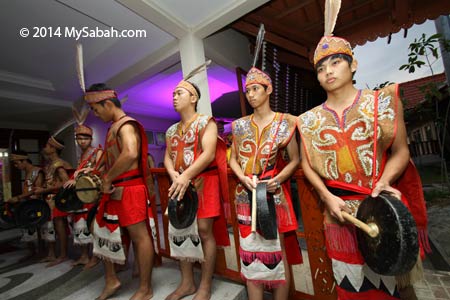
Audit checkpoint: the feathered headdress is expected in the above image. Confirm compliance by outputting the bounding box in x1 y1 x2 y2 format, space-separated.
49 44 91 139
77 43 128 105
246 24 272 88
313 0 353 66
175 60 212 99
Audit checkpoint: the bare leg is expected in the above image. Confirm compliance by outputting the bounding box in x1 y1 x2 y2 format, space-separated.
193 218 216 300
96 260 121 300
246 281 264 300
165 260 196 300
132 243 140 278
41 241 56 262
273 235 290 300
127 221 154 300
47 217 68 267
84 244 100 270
73 244 90 266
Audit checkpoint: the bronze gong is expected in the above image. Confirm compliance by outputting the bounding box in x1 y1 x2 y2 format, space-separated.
168 183 198 229
15 199 50 228
249 182 278 240
343 192 419 276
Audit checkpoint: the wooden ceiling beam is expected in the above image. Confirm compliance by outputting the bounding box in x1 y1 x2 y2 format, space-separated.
337 8 390 34
245 14 316 46
274 0 316 19
276 50 314 71
301 0 377 32
232 20 310 58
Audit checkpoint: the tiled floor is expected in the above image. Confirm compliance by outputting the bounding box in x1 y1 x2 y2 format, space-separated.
416 269 450 300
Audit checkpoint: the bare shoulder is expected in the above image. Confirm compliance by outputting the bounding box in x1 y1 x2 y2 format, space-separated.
118 121 139 136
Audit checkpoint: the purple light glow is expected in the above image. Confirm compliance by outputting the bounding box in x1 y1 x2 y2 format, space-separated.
120 64 238 119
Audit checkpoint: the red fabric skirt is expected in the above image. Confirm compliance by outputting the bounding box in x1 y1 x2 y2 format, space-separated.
196 172 221 219
53 206 69 218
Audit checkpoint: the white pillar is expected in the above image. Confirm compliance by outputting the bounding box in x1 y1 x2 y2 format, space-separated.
179 33 212 116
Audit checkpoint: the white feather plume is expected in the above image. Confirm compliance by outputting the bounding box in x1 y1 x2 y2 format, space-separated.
252 24 265 67
52 118 76 137
72 102 90 125
76 43 86 92
324 0 342 36
120 95 129 105
184 60 212 81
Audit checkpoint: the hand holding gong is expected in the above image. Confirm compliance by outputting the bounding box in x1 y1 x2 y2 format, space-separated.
342 192 419 276
168 173 191 201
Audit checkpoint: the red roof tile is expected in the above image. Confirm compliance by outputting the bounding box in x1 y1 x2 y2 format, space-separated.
400 73 447 110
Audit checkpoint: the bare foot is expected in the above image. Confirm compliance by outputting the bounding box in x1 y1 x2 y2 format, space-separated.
83 256 100 270
46 256 68 267
192 288 211 300
165 285 196 300
40 255 56 263
95 281 121 300
130 288 153 300
72 256 89 266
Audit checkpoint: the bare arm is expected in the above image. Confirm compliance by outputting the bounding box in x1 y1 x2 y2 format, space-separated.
168 120 218 200
229 140 256 191
102 123 140 192
371 97 410 198
300 145 350 222
34 171 44 188
264 134 300 193
164 138 179 181
94 149 105 174
34 167 69 195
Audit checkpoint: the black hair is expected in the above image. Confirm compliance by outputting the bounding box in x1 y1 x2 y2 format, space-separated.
186 81 201 111
316 53 353 69
315 53 356 79
187 81 201 100
87 83 121 108
11 150 32 164
54 138 65 156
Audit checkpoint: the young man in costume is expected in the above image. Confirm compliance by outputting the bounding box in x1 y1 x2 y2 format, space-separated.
63 124 101 269
86 83 155 300
164 78 230 300
34 137 72 267
297 1 428 299
229 67 302 300
8 151 45 259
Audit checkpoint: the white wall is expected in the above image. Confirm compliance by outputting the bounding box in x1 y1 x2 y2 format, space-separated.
204 29 252 72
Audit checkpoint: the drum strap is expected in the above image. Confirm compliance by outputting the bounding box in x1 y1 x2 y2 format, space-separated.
112 174 142 185
371 90 379 185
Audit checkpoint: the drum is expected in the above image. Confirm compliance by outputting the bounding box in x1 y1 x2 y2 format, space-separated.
75 173 102 203
355 192 419 276
15 199 50 228
168 184 198 229
54 187 84 212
